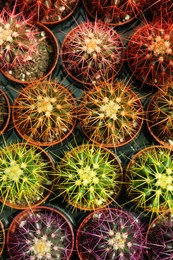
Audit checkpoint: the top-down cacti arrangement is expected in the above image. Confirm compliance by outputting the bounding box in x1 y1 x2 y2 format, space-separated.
0 0 173 259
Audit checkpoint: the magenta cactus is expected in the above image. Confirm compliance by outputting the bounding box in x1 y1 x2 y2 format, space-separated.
61 21 124 85
7 206 74 260
126 18 173 87
146 211 173 259
76 208 146 259
0 5 39 70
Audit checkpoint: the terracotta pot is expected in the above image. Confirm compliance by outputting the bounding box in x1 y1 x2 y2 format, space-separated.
61 21 124 86
0 88 10 136
0 220 5 256
82 0 146 27
76 207 145 259
126 145 173 214
7 205 74 259
79 82 144 148
56 144 123 211
0 23 59 85
145 210 173 259
126 22 173 87
0 143 55 210
12 82 77 147
146 87 173 149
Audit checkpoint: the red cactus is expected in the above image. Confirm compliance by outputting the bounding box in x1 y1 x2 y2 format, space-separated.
126 18 173 87
0 5 39 70
13 0 79 24
82 0 146 26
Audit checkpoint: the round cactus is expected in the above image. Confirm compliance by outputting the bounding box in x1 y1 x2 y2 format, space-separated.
55 143 123 211
61 21 124 85
126 145 173 215
79 79 144 147
76 208 146 259
7 206 74 259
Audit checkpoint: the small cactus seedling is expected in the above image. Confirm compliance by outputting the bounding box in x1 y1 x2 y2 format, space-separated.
12 79 77 146
126 18 173 87
0 88 10 136
7 206 74 259
55 143 123 211
79 80 144 147
61 21 124 85
126 145 173 215
146 211 173 259
17 0 79 24
76 208 146 259
82 0 146 26
0 142 55 209
146 81 173 148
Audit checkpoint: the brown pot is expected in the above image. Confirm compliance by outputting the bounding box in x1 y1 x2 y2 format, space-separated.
0 88 10 136
0 143 55 210
61 21 124 86
82 0 146 27
56 144 123 211
0 220 5 256
7 205 74 259
12 81 77 147
1 23 59 85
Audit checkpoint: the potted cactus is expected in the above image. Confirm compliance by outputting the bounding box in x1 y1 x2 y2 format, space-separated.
0 220 5 256
126 145 173 216
82 0 146 26
146 210 173 259
126 18 173 87
0 142 55 210
12 0 79 25
0 4 59 84
54 143 123 211
12 79 77 147
7 205 74 259
76 207 146 259
0 88 10 136
78 79 144 148
146 81 173 149
61 21 124 85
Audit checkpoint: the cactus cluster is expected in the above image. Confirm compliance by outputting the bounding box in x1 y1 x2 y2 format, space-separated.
7 206 74 259
0 142 54 209
79 80 143 147
12 79 77 146
55 144 123 210
77 208 145 259
62 21 124 85
146 82 173 148
0 89 10 135
126 146 173 215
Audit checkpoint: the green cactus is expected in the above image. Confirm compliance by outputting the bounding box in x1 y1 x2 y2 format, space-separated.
55 143 123 211
0 142 54 209
126 145 173 215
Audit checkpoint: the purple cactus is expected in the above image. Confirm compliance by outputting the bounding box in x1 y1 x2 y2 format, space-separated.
76 208 146 260
146 211 173 259
7 206 74 260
